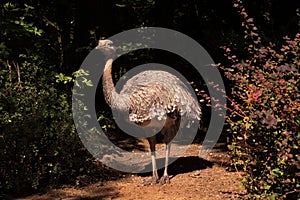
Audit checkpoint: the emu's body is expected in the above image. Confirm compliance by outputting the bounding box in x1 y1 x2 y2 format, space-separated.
98 40 201 185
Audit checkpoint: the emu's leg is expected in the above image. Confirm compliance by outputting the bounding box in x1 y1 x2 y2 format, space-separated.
151 149 159 183
143 136 158 185
160 142 171 184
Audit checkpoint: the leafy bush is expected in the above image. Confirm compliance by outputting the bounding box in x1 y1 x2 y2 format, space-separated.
222 1 300 199
0 2 95 194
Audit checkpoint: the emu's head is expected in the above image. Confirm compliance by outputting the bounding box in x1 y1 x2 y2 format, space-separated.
95 39 116 60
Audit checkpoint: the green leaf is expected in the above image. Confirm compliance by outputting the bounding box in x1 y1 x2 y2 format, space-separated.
264 185 271 190
270 193 278 200
115 4 126 7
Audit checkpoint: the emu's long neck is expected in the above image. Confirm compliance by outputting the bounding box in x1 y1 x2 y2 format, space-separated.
102 59 118 107
102 59 129 112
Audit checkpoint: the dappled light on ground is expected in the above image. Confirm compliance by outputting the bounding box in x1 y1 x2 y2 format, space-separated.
15 144 246 200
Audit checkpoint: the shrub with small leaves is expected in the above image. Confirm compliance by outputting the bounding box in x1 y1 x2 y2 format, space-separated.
222 1 300 199
0 2 95 194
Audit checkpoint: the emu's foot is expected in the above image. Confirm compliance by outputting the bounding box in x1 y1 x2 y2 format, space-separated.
142 176 159 186
159 175 170 185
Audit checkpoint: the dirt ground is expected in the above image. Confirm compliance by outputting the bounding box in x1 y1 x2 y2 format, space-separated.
14 142 247 200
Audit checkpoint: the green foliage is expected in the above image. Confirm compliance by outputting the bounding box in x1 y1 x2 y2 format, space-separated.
223 1 300 199
0 1 94 194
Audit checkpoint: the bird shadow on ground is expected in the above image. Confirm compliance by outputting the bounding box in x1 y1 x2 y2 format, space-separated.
139 156 213 180
106 131 222 181
168 156 213 176
106 132 146 152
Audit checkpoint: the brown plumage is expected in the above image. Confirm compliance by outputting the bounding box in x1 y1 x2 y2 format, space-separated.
98 39 201 185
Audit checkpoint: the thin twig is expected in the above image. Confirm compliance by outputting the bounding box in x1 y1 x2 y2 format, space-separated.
13 61 22 91
226 96 248 118
44 17 64 69
279 189 300 199
43 17 61 31
233 162 243 178
7 60 12 96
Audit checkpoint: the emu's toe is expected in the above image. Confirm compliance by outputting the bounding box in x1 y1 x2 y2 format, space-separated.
159 175 170 185
142 176 159 186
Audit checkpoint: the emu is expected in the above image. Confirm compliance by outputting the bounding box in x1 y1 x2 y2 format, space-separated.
97 40 201 185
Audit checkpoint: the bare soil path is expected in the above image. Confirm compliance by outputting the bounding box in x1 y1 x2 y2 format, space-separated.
15 143 246 200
